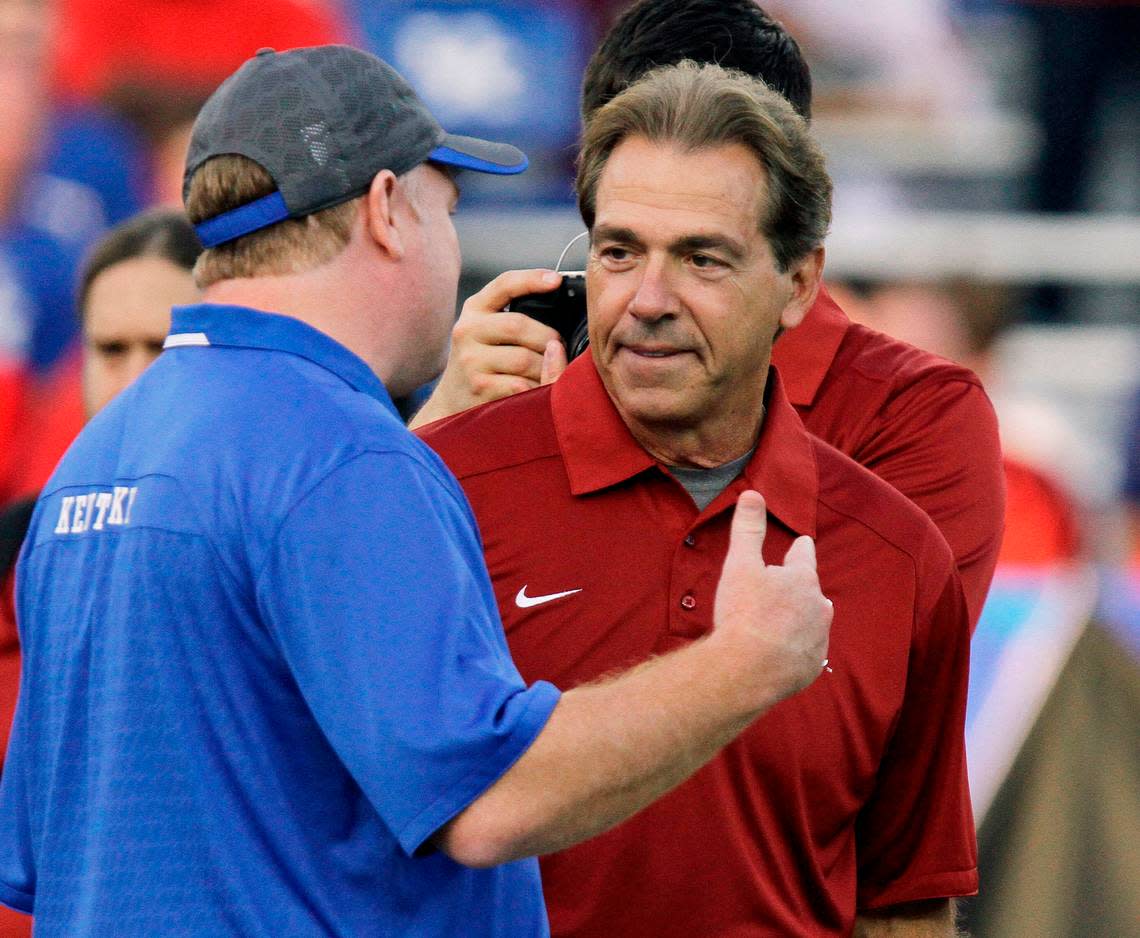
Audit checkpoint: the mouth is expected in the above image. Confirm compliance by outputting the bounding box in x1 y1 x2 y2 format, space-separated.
621 345 689 359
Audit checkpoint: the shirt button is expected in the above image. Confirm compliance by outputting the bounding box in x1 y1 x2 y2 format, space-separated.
680 593 696 610
684 534 696 547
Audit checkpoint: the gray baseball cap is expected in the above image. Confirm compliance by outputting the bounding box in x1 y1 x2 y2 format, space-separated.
184 45 528 248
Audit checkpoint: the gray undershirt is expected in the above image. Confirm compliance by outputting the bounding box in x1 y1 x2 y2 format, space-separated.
669 448 755 512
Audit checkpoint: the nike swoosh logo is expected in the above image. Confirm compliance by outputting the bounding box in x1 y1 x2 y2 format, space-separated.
515 585 583 608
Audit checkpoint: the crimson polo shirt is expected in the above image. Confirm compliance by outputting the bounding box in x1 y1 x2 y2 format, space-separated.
772 288 1004 631
419 356 978 938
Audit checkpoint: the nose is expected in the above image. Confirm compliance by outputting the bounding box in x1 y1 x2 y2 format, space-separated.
627 254 678 323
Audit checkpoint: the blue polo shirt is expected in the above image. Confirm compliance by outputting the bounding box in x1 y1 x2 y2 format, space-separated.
0 304 560 936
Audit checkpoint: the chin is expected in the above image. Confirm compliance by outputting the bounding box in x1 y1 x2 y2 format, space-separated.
613 387 701 429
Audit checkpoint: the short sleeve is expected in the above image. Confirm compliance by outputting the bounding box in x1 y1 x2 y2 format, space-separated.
858 378 1005 631
855 567 978 909
256 450 560 856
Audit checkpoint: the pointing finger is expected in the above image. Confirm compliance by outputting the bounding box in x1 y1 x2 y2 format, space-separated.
783 535 817 572
727 490 768 565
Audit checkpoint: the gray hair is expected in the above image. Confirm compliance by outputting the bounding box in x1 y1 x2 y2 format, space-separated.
577 60 831 271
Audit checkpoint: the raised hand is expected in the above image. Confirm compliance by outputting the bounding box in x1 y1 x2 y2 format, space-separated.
713 490 833 709
410 270 569 428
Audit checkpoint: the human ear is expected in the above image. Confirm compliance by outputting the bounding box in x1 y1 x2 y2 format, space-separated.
779 246 824 330
362 170 404 260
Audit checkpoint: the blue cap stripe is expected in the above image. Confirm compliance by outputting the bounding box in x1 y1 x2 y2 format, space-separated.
194 191 291 248
429 145 528 176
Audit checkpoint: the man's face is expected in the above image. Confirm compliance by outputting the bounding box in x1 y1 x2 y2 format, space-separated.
393 162 461 393
587 136 817 450
82 255 199 417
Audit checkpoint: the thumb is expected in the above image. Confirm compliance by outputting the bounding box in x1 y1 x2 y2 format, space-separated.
782 535 817 572
541 338 568 385
727 490 768 564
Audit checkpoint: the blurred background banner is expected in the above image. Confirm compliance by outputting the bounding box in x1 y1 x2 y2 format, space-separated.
0 1 1136 936
350 0 591 203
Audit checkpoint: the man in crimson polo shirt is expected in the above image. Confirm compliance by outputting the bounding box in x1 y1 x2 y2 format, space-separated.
410 0 1004 631
419 63 976 937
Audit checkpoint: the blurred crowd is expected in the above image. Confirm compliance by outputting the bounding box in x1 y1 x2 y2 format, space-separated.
0 1 1136 935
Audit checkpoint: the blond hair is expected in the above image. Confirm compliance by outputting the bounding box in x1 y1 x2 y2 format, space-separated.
185 155 360 288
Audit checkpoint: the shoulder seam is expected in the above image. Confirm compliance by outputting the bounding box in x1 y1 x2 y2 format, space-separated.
253 447 467 588
445 448 564 482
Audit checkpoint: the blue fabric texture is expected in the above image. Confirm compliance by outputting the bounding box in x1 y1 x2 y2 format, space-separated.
0 303 558 937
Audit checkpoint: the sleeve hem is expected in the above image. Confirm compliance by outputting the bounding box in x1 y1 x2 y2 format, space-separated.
857 867 978 911
0 879 34 914
396 680 562 857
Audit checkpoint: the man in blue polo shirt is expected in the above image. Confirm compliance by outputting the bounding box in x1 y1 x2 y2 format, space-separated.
0 46 832 936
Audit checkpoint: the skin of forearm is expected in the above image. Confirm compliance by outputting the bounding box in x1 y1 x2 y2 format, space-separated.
435 631 790 867
854 899 961 938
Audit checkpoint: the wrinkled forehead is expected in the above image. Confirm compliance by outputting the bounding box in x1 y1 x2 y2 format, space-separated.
594 137 770 236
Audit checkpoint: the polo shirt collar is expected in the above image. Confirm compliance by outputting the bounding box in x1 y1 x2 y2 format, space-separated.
166 303 399 418
551 355 818 537
770 286 850 407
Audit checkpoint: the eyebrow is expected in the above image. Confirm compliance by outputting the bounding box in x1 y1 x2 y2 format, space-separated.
592 225 645 250
672 234 746 264
592 225 746 264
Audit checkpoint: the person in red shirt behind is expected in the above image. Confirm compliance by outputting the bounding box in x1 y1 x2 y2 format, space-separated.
420 61 975 938
409 0 1004 634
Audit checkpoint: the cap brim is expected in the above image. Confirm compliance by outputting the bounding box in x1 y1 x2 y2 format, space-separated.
429 133 528 175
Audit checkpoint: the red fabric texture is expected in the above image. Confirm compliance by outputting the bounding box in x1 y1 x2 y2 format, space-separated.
0 569 18 759
51 0 352 102
3 351 86 503
773 288 1005 631
0 905 31 938
0 366 31 505
420 359 977 936
999 458 1081 566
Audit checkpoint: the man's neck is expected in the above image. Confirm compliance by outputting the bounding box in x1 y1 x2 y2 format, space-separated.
201 261 395 382
623 404 766 470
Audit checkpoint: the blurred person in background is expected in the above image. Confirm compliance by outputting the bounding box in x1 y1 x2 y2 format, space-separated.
411 0 1006 635
0 0 146 502
75 210 201 417
0 0 88 500
0 207 200 938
